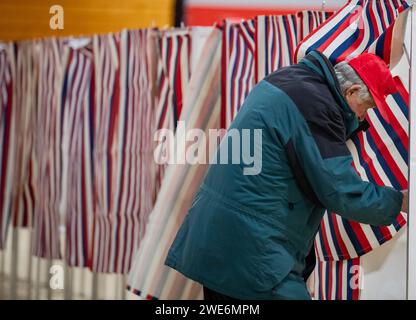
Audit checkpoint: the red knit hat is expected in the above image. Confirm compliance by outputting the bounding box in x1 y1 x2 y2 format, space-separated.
348 53 398 123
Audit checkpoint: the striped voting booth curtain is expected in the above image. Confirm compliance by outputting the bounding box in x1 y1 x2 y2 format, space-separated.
154 29 192 192
90 33 121 272
0 43 15 249
296 11 333 45
314 257 361 300
12 42 37 231
90 30 157 273
60 45 94 267
31 39 67 260
295 0 410 64
256 14 298 81
127 28 222 299
221 19 256 129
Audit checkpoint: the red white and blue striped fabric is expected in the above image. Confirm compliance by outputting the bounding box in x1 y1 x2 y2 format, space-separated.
257 12 332 81
0 43 15 249
256 14 298 81
296 11 333 45
367 5 410 68
154 30 192 190
90 33 122 272
31 39 67 259
221 19 256 129
314 257 361 300
60 44 94 267
91 30 156 273
12 42 37 230
155 30 192 133
295 0 411 64
222 12 331 129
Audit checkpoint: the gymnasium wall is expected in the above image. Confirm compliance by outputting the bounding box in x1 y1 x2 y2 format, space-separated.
0 0 175 41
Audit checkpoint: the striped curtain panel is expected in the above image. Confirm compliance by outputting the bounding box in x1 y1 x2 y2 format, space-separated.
90 30 157 273
295 0 411 63
221 19 256 129
154 29 192 192
90 33 121 272
127 27 222 299
314 257 361 300
256 14 298 81
31 38 67 259
60 44 94 267
297 11 333 44
0 43 15 249
12 42 37 230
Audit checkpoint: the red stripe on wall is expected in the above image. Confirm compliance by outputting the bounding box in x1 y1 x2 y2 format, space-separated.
185 6 296 26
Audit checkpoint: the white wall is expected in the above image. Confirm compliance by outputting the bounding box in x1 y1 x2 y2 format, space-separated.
186 0 346 10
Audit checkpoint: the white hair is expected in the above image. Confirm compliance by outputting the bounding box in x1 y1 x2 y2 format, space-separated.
334 61 372 103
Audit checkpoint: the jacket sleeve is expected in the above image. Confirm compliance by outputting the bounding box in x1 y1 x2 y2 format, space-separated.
285 107 403 227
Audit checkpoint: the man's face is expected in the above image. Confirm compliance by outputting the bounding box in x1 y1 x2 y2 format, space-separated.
344 84 376 121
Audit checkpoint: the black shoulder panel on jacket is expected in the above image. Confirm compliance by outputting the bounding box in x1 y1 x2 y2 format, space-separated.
264 65 350 159
284 138 324 208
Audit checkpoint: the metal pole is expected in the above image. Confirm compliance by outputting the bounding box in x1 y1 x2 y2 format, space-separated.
0 249 4 297
121 275 127 300
63 230 72 300
10 227 19 299
80 268 87 299
35 257 41 299
46 259 52 300
407 3 416 300
63 265 72 300
116 275 121 299
92 272 98 300
26 229 33 299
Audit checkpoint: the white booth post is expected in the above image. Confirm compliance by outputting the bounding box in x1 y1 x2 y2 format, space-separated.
407 3 416 300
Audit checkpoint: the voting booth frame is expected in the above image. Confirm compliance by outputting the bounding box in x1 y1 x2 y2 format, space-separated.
407 4 416 300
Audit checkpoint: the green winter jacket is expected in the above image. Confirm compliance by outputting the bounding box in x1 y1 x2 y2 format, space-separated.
165 50 403 300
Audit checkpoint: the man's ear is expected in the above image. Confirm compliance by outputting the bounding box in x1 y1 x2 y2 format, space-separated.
346 84 362 97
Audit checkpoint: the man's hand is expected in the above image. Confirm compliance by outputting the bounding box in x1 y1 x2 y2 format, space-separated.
306 274 315 299
401 190 409 213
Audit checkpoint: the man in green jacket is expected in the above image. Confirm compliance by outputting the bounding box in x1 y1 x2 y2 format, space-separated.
164 50 409 300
